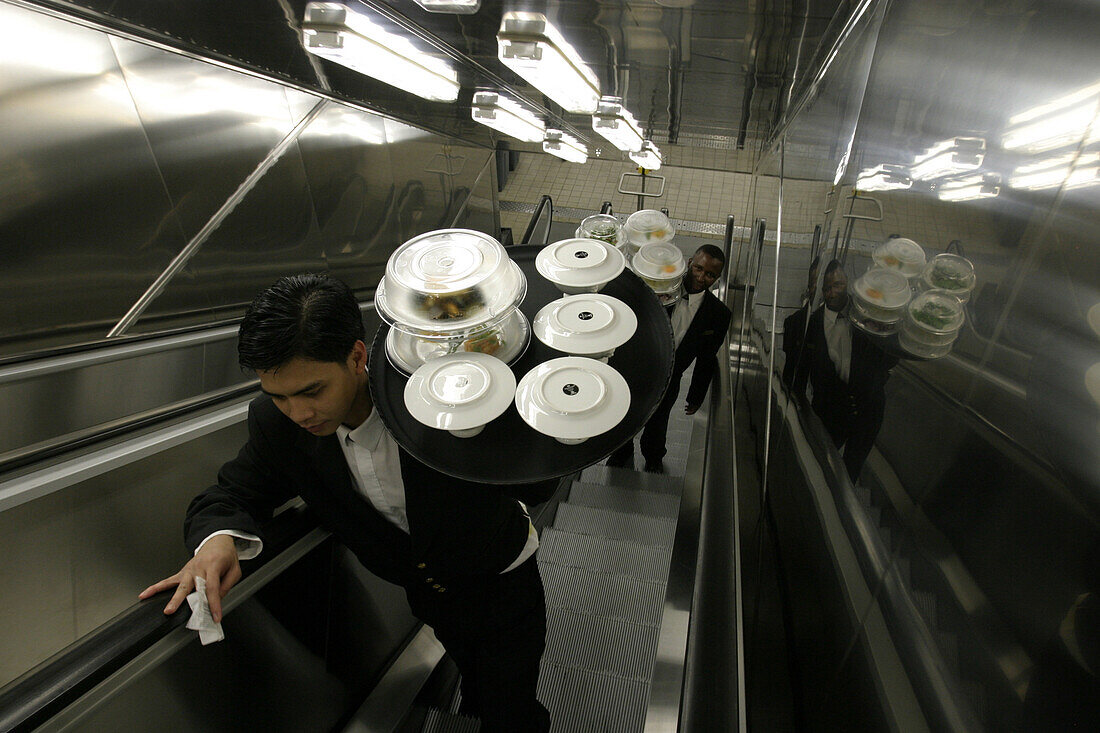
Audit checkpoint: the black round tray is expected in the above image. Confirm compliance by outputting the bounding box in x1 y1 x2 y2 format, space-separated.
369 245 675 484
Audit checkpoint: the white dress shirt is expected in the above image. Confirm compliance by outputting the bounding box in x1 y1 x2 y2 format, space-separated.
198 407 538 573
671 290 705 349
822 306 852 383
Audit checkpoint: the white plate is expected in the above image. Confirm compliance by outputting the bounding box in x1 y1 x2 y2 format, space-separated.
535 238 626 293
403 353 517 438
514 357 630 444
532 294 637 358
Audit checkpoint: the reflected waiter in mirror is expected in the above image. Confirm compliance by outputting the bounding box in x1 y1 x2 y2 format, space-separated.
792 260 898 481
782 253 820 388
607 245 732 473
140 274 550 732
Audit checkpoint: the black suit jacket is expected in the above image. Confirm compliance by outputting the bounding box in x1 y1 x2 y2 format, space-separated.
674 289 733 407
185 396 534 595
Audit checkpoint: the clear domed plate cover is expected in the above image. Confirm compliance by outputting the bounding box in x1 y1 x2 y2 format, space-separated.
575 214 622 247
632 241 686 291
852 266 912 311
403 352 517 434
376 229 526 333
624 209 676 246
514 356 630 441
872 237 927 277
385 307 531 376
532 293 637 355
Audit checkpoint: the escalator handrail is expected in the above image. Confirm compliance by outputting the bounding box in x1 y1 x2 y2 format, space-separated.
520 195 553 246
600 201 614 215
0 506 325 733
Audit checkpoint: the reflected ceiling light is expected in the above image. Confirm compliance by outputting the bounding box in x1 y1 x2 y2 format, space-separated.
543 129 588 163
497 12 601 114
471 91 545 142
910 137 986 180
301 3 459 102
591 96 644 152
629 140 663 170
855 164 912 191
1010 151 1099 190
935 173 1000 202
1003 81 1100 153
412 0 480 14
307 106 386 143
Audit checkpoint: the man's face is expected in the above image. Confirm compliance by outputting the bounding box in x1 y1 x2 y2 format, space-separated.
822 269 849 311
258 340 371 435
684 251 724 294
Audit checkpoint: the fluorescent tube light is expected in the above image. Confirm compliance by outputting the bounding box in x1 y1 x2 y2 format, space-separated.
1002 81 1100 153
1010 152 1099 190
629 140 663 170
591 97 644 152
302 3 459 102
413 0 480 14
498 12 601 114
910 137 985 180
855 164 912 191
935 173 1000 201
543 129 588 163
471 91 545 142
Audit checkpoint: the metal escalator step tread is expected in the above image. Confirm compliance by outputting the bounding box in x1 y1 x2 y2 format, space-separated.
555 503 677 547
936 630 960 675
962 680 987 723
540 528 673 583
893 557 911 586
579 464 682 493
422 708 481 733
537 661 649 733
913 590 937 629
543 606 661 680
568 482 681 519
539 562 666 627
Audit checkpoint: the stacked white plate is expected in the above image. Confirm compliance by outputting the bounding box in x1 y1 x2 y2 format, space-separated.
403 352 517 438
535 237 626 295
514 357 631 444
532 293 637 361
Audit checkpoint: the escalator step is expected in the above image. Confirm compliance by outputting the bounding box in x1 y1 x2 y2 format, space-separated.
544 606 661 680
568 482 680 519
555 503 676 547
539 562 666 627
540 528 673 583
914 589 938 629
962 680 987 724
538 661 649 733
936 631 960 676
580 464 682 493
422 708 480 733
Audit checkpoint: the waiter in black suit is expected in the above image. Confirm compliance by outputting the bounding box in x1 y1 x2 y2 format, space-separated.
781 254 819 388
793 260 898 480
141 274 550 732
607 244 732 473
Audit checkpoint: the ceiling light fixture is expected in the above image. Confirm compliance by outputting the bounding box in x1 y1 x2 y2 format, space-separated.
935 173 1000 201
497 12 601 114
412 0 480 14
629 140 663 170
471 91 545 142
591 96 644 152
543 129 588 163
301 3 460 102
855 163 912 191
909 137 986 180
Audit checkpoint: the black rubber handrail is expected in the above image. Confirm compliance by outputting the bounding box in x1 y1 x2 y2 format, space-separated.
0 506 321 733
600 201 614 215
521 195 554 246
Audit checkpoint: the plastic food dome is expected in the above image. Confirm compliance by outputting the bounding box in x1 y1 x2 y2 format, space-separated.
514 357 631 444
385 307 531 377
623 209 676 248
575 214 622 248
375 229 526 335
403 352 517 438
535 238 626 294
849 267 912 335
920 253 976 302
532 294 638 361
872 237 927 278
632 241 686 293
898 289 965 357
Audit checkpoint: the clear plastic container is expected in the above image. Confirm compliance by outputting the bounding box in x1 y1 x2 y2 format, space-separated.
375 229 526 335
872 237 927 278
575 214 622 248
898 329 955 358
901 290 964 343
535 238 626 294
850 267 912 319
919 253 976 303
631 241 686 292
623 209 676 247
385 307 531 376
850 296 903 335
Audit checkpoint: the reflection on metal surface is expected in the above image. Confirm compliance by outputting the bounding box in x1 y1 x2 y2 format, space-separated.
543 129 588 164
497 11 602 115
592 96 645 152
630 140 664 171
909 137 986 182
471 90 545 142
934 173 1000 202
856 164 912 192
1002 80 1100 154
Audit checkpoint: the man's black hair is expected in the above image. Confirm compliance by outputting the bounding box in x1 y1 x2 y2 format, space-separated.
237 273 365 372
695 244 726 265
823 259 845 278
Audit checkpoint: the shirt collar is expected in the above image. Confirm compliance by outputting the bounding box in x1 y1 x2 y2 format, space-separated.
337 406 385 451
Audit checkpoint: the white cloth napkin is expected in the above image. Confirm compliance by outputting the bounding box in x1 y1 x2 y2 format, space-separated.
186 576 225 645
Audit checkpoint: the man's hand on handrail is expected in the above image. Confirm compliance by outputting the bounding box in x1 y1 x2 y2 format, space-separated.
139 534 240 624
